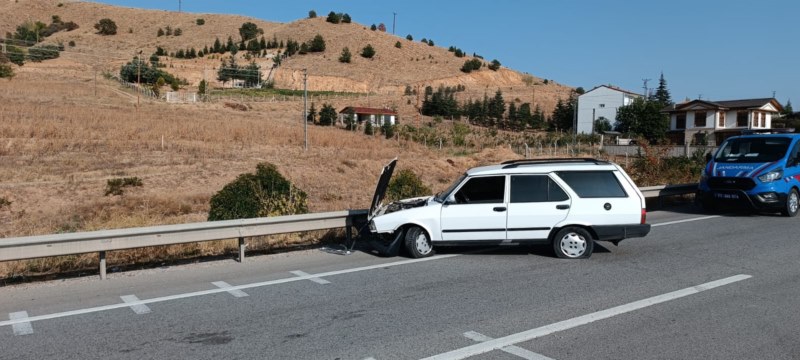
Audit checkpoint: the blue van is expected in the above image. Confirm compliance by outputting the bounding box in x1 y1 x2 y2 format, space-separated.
697 133 800 216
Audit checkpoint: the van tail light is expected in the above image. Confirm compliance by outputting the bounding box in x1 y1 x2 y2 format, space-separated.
641 208 647 224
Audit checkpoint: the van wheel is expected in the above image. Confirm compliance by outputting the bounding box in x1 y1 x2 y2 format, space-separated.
404 226 434 258
782 189 799 217
553 227 594 259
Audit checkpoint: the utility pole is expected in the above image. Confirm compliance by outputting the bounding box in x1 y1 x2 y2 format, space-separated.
392 12 397 35
642 78 651 98
137 50 142 108
178 0 181 12
303 69 308 151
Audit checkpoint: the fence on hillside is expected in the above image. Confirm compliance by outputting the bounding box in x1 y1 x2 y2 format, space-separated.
202 92 381 104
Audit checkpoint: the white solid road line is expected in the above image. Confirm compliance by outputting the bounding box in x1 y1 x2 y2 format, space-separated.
464 331 554 360
423 274 752 360
290 270 331 284
9 311 33 336
120 295 151 315
0 254 460 328
652 215 721 227
212 281 249 298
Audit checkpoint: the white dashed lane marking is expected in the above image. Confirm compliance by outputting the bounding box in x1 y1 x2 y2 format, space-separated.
464 331 554 359
423 274 752 360
120 295 151 315
290 270 331 284
9 312 33 336
212 281 249 298
0 255 459 329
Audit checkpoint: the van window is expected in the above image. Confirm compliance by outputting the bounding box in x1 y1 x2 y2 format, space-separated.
556 171 627 198
715 137 790 163
510 175 569 203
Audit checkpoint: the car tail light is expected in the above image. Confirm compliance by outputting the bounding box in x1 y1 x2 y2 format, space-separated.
641 208 647 224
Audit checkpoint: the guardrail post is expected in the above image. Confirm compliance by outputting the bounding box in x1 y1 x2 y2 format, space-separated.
99 251 107 280
238 237 245 263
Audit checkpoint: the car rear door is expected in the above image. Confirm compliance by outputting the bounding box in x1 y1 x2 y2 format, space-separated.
506 174 571 242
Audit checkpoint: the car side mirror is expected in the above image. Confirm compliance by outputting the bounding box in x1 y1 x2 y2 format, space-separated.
705 153 712 163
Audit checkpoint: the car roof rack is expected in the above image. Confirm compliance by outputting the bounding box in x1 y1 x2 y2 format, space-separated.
501 158 609 168
741 128 795 135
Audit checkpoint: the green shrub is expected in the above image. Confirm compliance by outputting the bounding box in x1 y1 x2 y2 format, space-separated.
0 63 13 79
28 44 60 62
0 197 11 210
361 44 375 59
94 18 117 35
196 18 205 25
105 177 143 196
386 169 431 201
208 163 308 221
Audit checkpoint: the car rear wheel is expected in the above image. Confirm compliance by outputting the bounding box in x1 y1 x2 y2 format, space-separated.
553 227 594 259
782 189 799 217
404 226 434 258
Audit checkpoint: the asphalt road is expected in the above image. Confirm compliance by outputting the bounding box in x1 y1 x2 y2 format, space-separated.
1 205 799 360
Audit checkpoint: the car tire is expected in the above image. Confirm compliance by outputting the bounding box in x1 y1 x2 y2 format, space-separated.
782 189 800 217
553 227 594 259
404 226 434 258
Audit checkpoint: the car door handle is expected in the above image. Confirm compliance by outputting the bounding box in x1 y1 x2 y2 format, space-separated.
493 207 507 212
556 204 570 210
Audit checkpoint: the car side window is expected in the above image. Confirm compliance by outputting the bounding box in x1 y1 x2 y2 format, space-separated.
788 142 800 167
510 175 569 203
556 171 628 198
453 176 505 204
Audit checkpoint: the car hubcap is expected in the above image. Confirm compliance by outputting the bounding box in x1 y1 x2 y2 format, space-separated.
560 232 586 257
415 233 432 255
790 192 799 214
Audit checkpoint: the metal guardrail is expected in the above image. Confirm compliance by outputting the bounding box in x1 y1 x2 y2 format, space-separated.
0 210 367 279
639 183 698 198
0 185 698 280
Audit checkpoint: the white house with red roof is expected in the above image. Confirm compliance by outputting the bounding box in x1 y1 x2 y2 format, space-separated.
338 107 397 127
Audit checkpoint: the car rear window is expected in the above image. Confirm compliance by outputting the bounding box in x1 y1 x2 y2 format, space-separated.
556 171 627 198
510 175 569 203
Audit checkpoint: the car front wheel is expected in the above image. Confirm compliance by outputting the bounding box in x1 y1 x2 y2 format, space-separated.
404 226 434 258
553 227 594 259
782 189 799 217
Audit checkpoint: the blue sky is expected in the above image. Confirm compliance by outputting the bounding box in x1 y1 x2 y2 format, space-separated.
95 0 798 107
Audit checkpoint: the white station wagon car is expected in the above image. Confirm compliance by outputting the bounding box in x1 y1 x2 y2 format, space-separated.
367 158 651 259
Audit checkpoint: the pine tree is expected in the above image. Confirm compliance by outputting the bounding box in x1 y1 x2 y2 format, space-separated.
309 34 325 52
488 90 505 123
406 34 413 41
342 13 352 23
307 102 317 123
319 104 337 126
784 99 793 116
339 47 352 63
213 38 222 53
653 72 672 106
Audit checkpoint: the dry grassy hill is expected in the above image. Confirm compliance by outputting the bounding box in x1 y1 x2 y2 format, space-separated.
0 1 581 278
0 0 573 113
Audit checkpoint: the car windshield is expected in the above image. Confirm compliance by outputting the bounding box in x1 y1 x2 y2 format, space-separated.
434 173 466 203
714 137 790 163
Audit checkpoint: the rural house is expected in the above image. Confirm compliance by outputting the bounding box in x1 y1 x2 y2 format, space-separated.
576 85 642 134
661 98 784 146
338 107 397 127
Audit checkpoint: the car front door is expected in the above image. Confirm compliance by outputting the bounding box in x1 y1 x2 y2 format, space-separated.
506 175 571 242
440 175 507 242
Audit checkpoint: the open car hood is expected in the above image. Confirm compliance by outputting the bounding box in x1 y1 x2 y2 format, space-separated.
368 158 397 220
